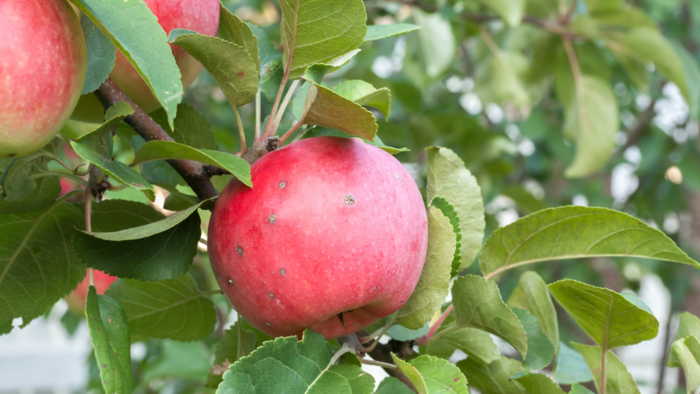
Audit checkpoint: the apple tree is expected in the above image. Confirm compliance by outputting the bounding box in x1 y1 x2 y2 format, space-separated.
2 0 700 393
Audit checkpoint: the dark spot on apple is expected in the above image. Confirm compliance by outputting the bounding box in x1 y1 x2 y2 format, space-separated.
279 181 286 188
237 245 243 255
280 268 286 276
344 195 356 205
268 214 277 224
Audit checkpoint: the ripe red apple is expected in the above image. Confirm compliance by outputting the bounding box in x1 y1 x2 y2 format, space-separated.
65 269 118 313
0 0 86 158
109 0 220 113
208 137 429 339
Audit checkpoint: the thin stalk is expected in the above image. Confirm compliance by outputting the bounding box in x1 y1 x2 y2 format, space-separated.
202 289 222 296
361 314 397 353
562 37 584 103
291 126 310 143
233 107 246 155
84 184 94 287
262 52 293 139
360 358 399 372
270 80 300 136
601 345 607 394
255 92 262 141
44 154 76 173
278 121 305 144
415 305 454 345
420 324 458 345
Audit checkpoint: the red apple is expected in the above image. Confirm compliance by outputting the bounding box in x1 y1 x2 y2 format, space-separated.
208 137 429 339
0 0 87 158
65 269 118 313
109 0 220 113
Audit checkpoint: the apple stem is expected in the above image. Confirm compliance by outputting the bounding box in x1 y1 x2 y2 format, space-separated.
255 92 262 142
414 305 454 346
269 80 301 136
84 181 95 288
233 107 247 155
278 121 305 144
359 358 399 372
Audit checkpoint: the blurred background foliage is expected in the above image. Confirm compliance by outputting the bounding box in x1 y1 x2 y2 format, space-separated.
54 0 700 392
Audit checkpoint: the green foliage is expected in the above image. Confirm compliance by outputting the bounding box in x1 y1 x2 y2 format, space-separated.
1 138 62 202
514 372 565 394
573 344 640 394
512 308 554 370
425 325 500 365
375 377 414 394
507 271 559 356
457 356 527 394
364 24 421 41
553 343 593 385
391 354 468 394
207 321 257 388
80 17 116 94
430 197 462 276
218 6 260 71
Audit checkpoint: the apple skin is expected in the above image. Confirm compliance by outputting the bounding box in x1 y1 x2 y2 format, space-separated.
109 0 220 113
65 269 118 313
208 137 429 339
0 0 87 158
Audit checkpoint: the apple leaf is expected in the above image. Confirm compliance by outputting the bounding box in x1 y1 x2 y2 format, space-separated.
669 313 700 367
297 83 378 141
553 343 593 384
391 354 468 394
426 147 485 270
376 377 414 394
477 0 524 26
207 321 257 388
155 183 199 212
85 287 131 394
562 76 619 178
280 0 367 79
512 308 554 371
386 323 429 341
364 24 421 41
586 0 624 13
0 176 60 214
131 141 251 188
410 9 455 79
170 31 258 108
1 138 62 202
73 101 133 155
475 50 529 107
70 0 182 128
513 373 565 394
395 206 455 329
219 5 259 71
251 23 280 73
0 202 85 335
429 197 462 277
452 275 528 358
87 199 166 232
572 343 640 394
457 356 527 394
670 335 700 393
479 206 700 278
548 280 658 349
333 80 392 119
168 104 219 150
80 17 116 94
218 329 374 394
302 50 362 85
425 326 501 365
508 271 559 356
260 58 284 102
570 384 596 394
106 274 216 342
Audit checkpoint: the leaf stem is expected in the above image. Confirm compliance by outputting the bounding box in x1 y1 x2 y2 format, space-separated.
562 37 584 103
360 314 397 353
84 181 94 287
262 56 293 139
255 92 262 142
202 289 222 296
233 107 246 155
278 121 305 144
291 126 310 143
360 358 400 371
601 345 607 394
415 305 454 346
270 80 301 136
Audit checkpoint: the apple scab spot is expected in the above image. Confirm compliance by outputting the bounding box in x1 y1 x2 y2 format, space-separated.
279 181 286 189
266 322 272 326
372 286 377 291
237 245 243 256
269 293 274 298
268 214 277 224
454 378 460 382
395 173 401 180
228 278 234 286
280 268 286 276
344 195 356 205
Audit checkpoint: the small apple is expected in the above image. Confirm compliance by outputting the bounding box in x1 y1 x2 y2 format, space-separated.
0 0 87 158
109 0 221 113
65 269 118 313
208 137 429 339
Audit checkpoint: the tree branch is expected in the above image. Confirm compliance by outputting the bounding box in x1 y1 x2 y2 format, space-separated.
94 79 220 201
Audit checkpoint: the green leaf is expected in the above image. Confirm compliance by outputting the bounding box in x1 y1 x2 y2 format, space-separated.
0 176 60 214
457 356 527 394
548 280 658 349
669 312 700 367
207 321 257 388
512 308 554 370
169 104 219 150
280 0 367 79
73 101 133 154
70 0 182 127
426 326 501 365
452 275 528 358
514 373 565 394
143 340 211 381
395 206 455 329
411 9 455 78
475 50 530 107
88 199 166 232
586 0 624 13
260 58 284 102
572 343 640 394
563 76 619 178
387 323 430 341
670 335 700 394
251 23 280 72
302 128 409 155
106 274 216 341
156 183 199 212
85 287 131 394
131 141 251 187
570 384 596 394
553 343 593 384
170 31 258 108
430 197 462 277
302 50 362 85
0 201 85 335
479 206 700 278
391 354 468 394
333 80 392 119
507 271 559 356
671 41 700 120
375 377 414 394
426 147 484 270
364 24 421 41
477 0 525 26
72 201 204 280
218 5 259 71
218 329 374 394
299 83 378 140
1 138 61 202
80 17 116 94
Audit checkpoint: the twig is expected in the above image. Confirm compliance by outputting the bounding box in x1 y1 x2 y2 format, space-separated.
233 107 246 155
262 48 294 139
255 92 262 141
360 314 397 352
270 80 301 136
359 358 400 371
84 175 94 287
94 79 219 201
